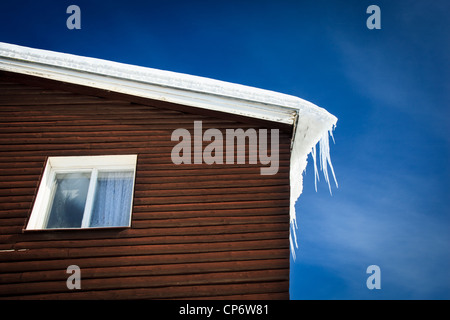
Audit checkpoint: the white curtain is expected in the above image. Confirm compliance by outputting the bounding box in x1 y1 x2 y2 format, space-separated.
89 171 134 227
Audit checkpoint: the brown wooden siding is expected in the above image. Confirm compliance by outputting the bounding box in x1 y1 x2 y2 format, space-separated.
0 72 291 299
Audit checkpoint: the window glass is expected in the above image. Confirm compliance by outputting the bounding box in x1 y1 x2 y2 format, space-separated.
45 172 91 229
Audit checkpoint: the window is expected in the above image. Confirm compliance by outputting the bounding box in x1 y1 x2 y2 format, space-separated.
26 155 137 230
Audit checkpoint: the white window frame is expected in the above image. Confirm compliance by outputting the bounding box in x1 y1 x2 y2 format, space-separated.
26 154 137 230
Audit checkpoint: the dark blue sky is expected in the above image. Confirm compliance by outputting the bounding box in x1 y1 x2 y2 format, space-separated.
1 0 449 299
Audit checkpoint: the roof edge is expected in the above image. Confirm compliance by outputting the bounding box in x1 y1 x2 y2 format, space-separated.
0 42 336 127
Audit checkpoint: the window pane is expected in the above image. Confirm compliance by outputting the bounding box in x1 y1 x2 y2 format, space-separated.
45 172 91 229
89 171 134 227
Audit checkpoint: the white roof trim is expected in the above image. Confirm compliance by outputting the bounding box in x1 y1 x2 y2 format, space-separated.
0 42 335 126
0 42 338 259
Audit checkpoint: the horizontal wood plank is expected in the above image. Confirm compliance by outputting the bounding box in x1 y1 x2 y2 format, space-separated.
0 280 290 300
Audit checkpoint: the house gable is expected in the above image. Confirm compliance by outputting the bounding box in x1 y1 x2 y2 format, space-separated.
0 72 291 299
0 42 338 299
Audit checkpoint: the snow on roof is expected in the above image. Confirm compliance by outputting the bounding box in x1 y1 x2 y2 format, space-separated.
0 42 337 258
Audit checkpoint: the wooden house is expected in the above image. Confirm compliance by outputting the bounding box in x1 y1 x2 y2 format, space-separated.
0 42 337 299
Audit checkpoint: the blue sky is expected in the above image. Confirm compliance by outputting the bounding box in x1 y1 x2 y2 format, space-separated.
1 0 449 299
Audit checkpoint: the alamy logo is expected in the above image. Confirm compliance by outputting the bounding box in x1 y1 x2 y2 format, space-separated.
366 265 381 289
66 5 81 30
66 265 81 290
366 5 381 30
171 121 279 175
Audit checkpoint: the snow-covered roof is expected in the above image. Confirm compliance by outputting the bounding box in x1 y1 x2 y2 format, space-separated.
0 42 337 258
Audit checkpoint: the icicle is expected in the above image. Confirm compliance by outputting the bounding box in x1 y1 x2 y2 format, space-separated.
311 144 319 192
289 233 296 261
318 126 338 195
289 118 337 260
